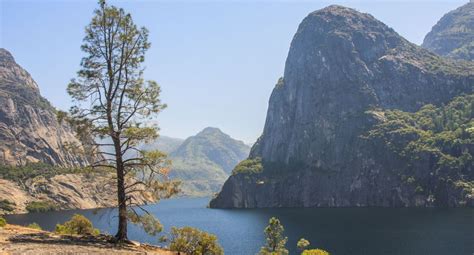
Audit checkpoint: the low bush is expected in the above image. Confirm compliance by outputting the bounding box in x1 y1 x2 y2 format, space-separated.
232 157 263 175
26 222 42 230
0 199 16 212
415 185 424 193
302 249 331 255
26 201 57 213
55 214 100 235
0 216 6 227
297 238 310 251
169 226 224 255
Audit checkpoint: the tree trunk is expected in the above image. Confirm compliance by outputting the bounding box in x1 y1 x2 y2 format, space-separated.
116 175 128 241
114 136 128 242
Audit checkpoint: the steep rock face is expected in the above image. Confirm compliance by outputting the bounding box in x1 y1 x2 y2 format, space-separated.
422 2 474 61
253 6 472 168
0 49 88 167
210 6 474 208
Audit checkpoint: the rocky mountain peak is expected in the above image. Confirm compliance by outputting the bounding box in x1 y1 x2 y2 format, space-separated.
306 5 397 36
0 49 88 167
291 4 404 62
251 4 473 164
171 127 249 173
0 48 15 63
211 5 474 209
422 2 474 60
197 127 225 137
0 48 39 92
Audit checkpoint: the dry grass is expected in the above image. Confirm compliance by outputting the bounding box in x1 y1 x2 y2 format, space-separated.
0 224 176 255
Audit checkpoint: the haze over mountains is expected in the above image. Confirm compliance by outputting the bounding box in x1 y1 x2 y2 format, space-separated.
145 127 250 196
211 3 474 208
0 49 248 215
0 2 472 213
140 136 184 154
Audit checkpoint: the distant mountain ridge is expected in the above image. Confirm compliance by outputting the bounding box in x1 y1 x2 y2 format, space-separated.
145 127 250 196
171 127 250 174
422 2 474 61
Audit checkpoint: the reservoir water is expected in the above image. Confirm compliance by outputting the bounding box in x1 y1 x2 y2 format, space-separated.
5 197 474 255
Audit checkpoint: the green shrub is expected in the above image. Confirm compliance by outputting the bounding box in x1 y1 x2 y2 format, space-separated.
55 214 100 236
0 199 16 212
455 181 474 196
297 238 311 251
26 222 42 230
415 186 424 193
0 162 103 183
302 249 330 255
232 157 263 175
26 201 57 213
169 226 224 255
0 216 6 227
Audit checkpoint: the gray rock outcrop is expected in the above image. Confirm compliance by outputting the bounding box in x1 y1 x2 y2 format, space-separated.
210 5 474 208
0 173 154 214
0 48 89 167
422 2 474 61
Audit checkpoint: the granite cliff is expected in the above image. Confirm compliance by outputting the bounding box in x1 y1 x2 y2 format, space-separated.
0 48 88 167
210 5 474 208
0 49 154 214
423 2 474 61
0 172 153 214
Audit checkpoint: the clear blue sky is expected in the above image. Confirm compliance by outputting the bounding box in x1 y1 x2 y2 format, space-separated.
0 0 467 143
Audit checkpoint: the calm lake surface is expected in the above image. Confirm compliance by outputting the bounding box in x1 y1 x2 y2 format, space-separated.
5 197 474 255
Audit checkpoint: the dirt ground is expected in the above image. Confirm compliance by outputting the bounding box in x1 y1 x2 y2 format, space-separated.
0 224 176 255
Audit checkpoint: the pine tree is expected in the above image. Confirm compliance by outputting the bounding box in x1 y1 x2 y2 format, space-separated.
66 0 179 242
259 217 289 255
